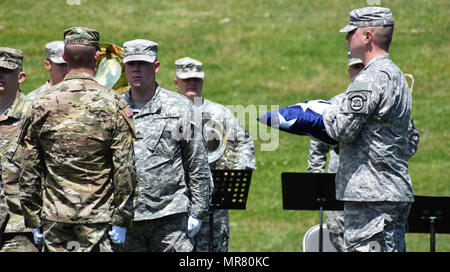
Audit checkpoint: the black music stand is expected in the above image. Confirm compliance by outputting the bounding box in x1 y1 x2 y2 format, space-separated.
281 172 343 252
406 195 450 252
207 169 252 252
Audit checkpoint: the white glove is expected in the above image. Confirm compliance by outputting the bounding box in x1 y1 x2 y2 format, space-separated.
187 216 202 238
32 228 43 244
108 225 127 244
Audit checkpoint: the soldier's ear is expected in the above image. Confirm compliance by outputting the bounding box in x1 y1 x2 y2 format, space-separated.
94 51 99 62
18 71 26 84
44 59 52 71
62 51 67 62
154 61 161 74
364 29 375 44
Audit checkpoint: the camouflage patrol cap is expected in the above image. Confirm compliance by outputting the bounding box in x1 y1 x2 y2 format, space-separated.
175 57 204 79
339 7 394 33
64 27 100 50
45 41 66 64
347 52 363 67
0 47 23 70
123 39 158 64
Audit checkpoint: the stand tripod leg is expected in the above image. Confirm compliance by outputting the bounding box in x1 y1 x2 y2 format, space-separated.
319 204 323 252
316 197 326 252
430 216 436 252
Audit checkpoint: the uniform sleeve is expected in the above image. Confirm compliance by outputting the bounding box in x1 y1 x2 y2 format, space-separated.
224 108 256 170
323 78 383 143
181 105 213 219
110 100 137 227
307 137 330 173
17 107 44 228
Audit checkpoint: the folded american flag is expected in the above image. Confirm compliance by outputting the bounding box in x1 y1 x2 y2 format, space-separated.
257 100 338 145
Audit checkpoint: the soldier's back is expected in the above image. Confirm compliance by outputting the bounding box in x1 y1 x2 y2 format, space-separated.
27 72 130 224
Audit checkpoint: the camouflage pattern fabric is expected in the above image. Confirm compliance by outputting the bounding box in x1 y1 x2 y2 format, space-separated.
115 213 192 252
310 90 419 251
42 220 112 252
0 47 23 70
194 209 229 252
344 201 411 252
63 27 100 50
17 72 136 229
27 81 50 100
0 91 32 234
193 98 256 252
323 53 414 202
122 84 212 222
0 232 39 252
323 53 415 251
339 7 394 33
0 161 9 241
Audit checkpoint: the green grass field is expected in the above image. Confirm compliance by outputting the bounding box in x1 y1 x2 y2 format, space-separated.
2 0 448 252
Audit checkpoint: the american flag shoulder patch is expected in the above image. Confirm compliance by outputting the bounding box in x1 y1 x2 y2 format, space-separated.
124 106 134 117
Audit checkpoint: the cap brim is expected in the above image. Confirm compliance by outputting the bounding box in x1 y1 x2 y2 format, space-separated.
176 71 204 79
348 59 363 66
339 24 358 33
0 60 19 70
123 55 156 64
49 56 67 64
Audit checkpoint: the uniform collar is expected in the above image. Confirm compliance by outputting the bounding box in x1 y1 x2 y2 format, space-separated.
364 53 390 70
124 83 162 114
0 90 29 121
63 72 97 81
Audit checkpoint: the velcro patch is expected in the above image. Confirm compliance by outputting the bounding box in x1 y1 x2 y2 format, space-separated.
123 106 134 117
345 82 371 114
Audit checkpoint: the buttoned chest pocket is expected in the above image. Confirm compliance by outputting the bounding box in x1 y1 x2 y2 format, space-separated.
145 118 181 160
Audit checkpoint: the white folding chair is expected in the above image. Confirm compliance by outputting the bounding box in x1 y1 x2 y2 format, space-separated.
302 224 338 252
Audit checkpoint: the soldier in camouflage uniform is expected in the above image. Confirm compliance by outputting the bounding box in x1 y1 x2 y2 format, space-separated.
173 57 256 252
0 47 38 251
309 53 420 252
116 40 212 252
16 27 136 252
0 157 10 243
27 41 68 99
323 7 415 252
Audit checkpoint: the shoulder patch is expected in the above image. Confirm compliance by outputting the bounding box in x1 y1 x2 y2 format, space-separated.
345 82 372 114
123 105 134 117
347 91 370 114
117 97 129 110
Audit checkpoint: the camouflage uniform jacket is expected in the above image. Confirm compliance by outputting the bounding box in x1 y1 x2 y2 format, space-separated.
309 92 420 174
0 156 10 235
27 81 50 100
197 98 256 170
123 84 212 221
17 72 136 228
323 54 414 202
0 91 32 232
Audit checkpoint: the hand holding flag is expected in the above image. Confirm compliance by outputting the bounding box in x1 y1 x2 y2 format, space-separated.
257 100 338 145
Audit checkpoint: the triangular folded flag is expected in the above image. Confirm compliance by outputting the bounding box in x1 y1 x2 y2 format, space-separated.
257 100 338 145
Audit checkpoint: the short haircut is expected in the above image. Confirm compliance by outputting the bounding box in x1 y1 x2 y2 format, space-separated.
64 44 97 69
363 25 394 51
